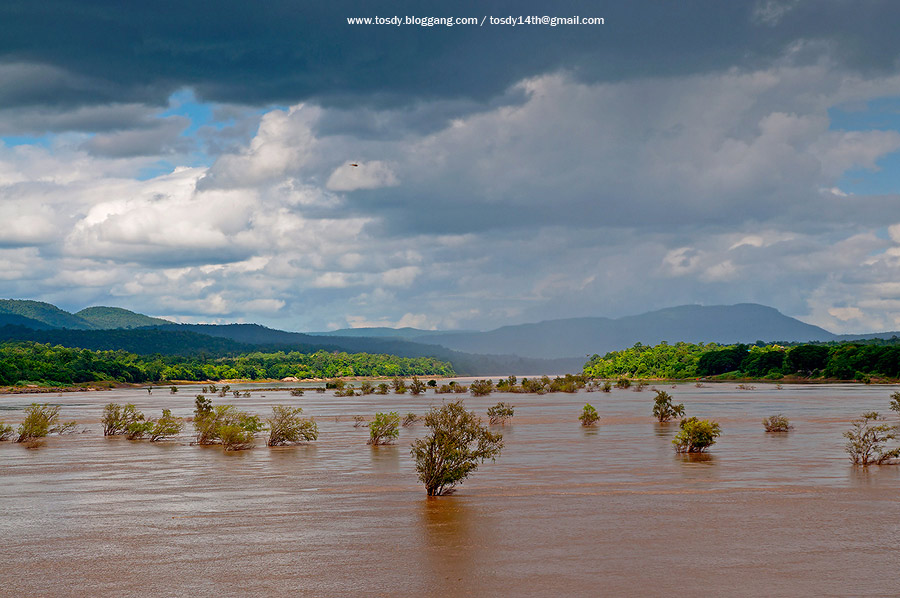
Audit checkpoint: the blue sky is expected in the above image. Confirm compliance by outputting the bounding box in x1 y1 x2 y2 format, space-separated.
3 1 900 334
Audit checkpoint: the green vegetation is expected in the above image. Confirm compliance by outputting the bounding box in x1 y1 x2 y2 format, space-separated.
496 376 517 391
763 414 793 433
409 376 426 395
0 422 13 441
193 398 265 450
402 412 419 427
672 417 721 453
15 403 76 443
584 340 900 381
843 412 899 465
652 390 684 423
0 299 96 329
487 402 515 425
75 306 171 329
125 409 183 441
410 400 503 496
469 379 494 396
267 406 318 446
0 341 455 387
368 412 400 445
102 403 144 436
579 403 599 426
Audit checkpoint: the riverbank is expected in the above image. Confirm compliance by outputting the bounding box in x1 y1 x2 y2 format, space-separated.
0 375 454 394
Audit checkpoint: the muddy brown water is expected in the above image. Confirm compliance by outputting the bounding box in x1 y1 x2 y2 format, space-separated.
2 382 899 597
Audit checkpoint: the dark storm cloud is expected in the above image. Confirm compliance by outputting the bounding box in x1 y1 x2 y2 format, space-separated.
3 0 900 110
0 102 159 135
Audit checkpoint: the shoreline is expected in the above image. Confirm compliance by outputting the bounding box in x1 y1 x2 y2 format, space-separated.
3 373 896 395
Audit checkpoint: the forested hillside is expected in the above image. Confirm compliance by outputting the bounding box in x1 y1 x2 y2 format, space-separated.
584 340 900 381
0 342 455 386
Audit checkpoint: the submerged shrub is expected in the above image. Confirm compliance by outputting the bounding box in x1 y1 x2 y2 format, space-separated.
0 422 13 441
219 424 255 451
469 379 494 397
409 376 427 396
487 402 515 425
194 403 265 450
16 404 76 443
652 391 685 423
763 414 793 433
125 420 154 440
411 400 503 496
615 377 632 389
672 417 721 453
843 412 899 466
102 403 144 436
579 404 600 427
194 395 212 418
267 405 318 446
402 412 419 427
368 411 400 445
150 409 184 441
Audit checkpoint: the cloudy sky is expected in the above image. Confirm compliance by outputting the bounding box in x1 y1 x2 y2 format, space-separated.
3 1 900 333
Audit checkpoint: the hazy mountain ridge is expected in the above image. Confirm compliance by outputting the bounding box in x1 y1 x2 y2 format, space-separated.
157 323 582 375
308 327 473 339
415 304 838 359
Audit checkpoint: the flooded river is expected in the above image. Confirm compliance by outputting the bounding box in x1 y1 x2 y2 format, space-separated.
2 381 899 596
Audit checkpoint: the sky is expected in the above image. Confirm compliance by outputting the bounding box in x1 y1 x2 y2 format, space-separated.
3 1 900 333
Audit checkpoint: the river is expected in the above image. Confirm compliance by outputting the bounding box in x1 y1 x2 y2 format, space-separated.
1 381 898 596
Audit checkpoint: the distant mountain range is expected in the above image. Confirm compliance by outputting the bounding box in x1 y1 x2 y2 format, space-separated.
402 304 843 359
308 326 472 339
2 299 898 371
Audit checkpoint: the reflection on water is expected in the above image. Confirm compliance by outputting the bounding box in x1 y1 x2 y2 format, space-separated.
676 452 716 464
2 382 900 596
653 421 677 438
420 498 477 589
369 443 401 474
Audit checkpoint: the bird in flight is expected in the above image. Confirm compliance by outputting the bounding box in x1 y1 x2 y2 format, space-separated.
350 163 359 167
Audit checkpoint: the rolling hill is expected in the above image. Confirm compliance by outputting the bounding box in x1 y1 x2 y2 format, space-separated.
76 306 172 329
0 299 96 329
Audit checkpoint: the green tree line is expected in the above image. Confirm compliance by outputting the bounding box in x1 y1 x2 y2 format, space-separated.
0 342 455 386
583 341 900 381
